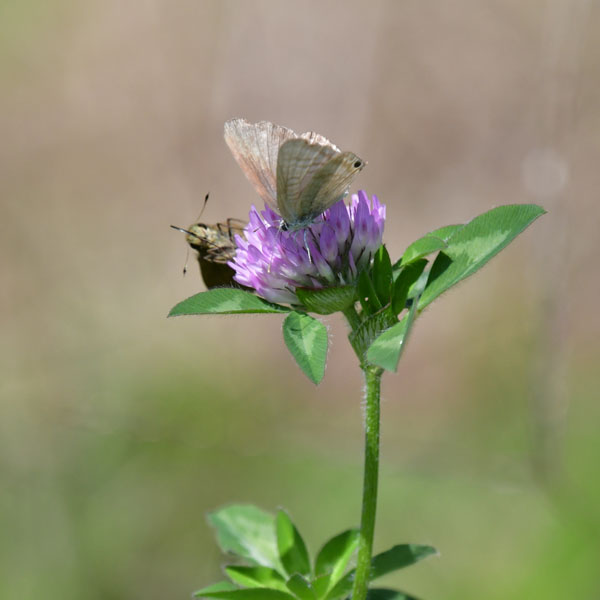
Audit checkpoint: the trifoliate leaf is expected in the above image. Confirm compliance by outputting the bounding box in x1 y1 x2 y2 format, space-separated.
391 259 427 315
225 566 287 591
194 588 296 600
169 288 290 316
207 505 280 570
357 270 382 315
325 544 437 599
372 245 393 306
296 285 357 315
397 224 463 267
286 574 317 600
419 204 545 309
282 312 328 384
315 529 359 591
276 510 311 578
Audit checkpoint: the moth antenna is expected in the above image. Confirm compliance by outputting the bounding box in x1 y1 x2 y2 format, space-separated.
171 224 204 243
194 192 210 222
183 247 190 276
171 225 195 276
171 224 230 251
170 224 194 235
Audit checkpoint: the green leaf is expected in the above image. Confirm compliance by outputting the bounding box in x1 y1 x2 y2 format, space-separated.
391 259 427 315
372 246 393 306
419 204 545 309
194 582 238 597
286 574 317 600
194 588 296 600
367 278 423 372
276 510 311 578
429 223 465 242
207 505 280 570
282 312 328 384
326 545 437 600
369 544 438 579
357 270 382 315
225 566 287 592
397 224 464 267
400 237 446 266
364 589 420 600
348 307 398 362
169 288 290 316
315 529 359 588
312 574 332 599
296 285 357 315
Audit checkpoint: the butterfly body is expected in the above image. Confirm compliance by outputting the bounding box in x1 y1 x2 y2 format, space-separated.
224 119 365 232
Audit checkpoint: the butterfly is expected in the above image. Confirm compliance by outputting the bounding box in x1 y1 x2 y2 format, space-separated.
171 198 247 288
224 118 365 232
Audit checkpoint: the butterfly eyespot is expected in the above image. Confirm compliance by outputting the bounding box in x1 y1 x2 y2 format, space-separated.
353 160 363 169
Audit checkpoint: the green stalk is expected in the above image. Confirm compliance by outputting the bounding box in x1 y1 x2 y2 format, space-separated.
343 304 361 330
352 363 383 600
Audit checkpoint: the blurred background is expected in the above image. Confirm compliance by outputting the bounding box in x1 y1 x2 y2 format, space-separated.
2 1 599 598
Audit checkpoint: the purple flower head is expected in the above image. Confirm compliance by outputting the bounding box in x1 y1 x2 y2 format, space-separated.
229 191 386 305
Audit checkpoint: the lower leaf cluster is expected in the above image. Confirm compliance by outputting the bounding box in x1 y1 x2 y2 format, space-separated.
195 505 437 600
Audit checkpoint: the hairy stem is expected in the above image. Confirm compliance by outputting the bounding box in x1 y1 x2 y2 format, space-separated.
352 364 383 600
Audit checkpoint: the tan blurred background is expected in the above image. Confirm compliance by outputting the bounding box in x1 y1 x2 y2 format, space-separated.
2 1 599 598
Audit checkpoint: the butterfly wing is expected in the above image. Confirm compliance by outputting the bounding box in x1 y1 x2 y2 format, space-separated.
224 119 297 210
276 138 364 228
299 130 341 152
296 151 364 221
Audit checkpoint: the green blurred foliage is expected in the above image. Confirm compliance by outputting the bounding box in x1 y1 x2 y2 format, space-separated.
2 327 599 600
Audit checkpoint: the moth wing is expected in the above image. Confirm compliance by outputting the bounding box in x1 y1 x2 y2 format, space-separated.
275 138 340 223
296 151 365 222
224 119 297 209
186 223 235 263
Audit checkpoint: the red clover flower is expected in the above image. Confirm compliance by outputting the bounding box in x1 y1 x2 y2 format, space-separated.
230 191 385 305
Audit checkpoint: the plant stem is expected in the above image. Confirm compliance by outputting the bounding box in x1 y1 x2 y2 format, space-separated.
352 363 383 600
343 305 361 330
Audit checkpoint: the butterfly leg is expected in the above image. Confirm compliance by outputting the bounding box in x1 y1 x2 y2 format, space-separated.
267 227 284 274
303 229 313 264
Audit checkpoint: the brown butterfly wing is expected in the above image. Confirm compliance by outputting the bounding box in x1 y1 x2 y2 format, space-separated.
276 139 364 229
224 119 297 210
296 151 364 222
224 119 364 229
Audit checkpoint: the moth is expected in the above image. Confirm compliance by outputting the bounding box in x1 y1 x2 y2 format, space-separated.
224 118 365 232
171 197 246 289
